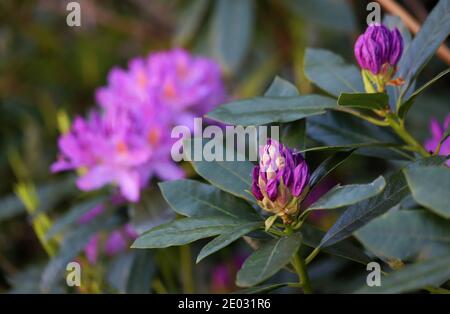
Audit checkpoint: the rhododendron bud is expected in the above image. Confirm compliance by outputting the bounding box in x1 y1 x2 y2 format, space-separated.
354 24 403 92
251 139 310 224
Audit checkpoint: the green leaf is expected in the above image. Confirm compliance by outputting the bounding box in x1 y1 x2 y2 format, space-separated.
190 160 255 204
355 253 450 294
264 215 278 232
338 92 389 110
398 68 450 119
211 0 255 74
319 169 409 248
404 166 450 218
309 149 355 188
319 157 445 248
206 94 336 126
108 250 155 294
158 180 259 221
398 0 450 97
45 196 107 239
233 283 288 294
355 210 450 261
304 48 363 97
196 222 261 263
307 111 411 160
236 233 302 287
264 76 300 97
132 216 244 249
285 0 355 32
264 77 307 151
301 224 371 265
307 176 386 211
173 0 210 46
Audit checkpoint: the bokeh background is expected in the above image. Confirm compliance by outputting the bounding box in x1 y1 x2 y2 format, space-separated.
0 0 448 293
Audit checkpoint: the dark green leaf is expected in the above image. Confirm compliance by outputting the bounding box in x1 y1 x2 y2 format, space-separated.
132 216 244 249
307 111 410 160
304 48 363 97
206 95 336 126
190 160 255 204
264 76 300 97
319 157 445 248
307 176 386 210
301 224 371 265
404 166 450 218
355 253 450 294
159 180 259 221
356 210 450 261
398 68 450 119
236 233 302 287
338 92 389 110
196 222 261 263
309 149 355 188
211 0 255 74
398 0 450 97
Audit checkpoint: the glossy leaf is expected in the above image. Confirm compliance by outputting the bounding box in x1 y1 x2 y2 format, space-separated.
132 216 245 249
309 149 355 188
196 222 261 263
307 176 386 211
236 233 302 287
356 210 450 261
338 92 389 110
355 253 450 294
302 224 371 265
159 180 259 221
398 68 450 119
307 111 410 160
206 94 336 126
304 48 363 97
404 166 450 218
319 157 446 248
264 76 299 97
397 0 450 97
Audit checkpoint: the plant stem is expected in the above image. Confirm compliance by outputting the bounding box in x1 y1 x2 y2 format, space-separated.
292 249 313 294
386 114 429 157
336 107 390 127
180 245 195 293
305 247 320 265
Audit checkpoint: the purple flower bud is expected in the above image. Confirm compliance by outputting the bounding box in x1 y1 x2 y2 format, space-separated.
424 114 450 166
354 24 403 75
251 139 310 223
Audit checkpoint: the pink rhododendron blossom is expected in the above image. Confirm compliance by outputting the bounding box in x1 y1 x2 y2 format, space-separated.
424 115 450 166
52 48 225 202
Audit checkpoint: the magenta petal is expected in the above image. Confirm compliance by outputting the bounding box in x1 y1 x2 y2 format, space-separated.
292 163 309 197
266 178 279 202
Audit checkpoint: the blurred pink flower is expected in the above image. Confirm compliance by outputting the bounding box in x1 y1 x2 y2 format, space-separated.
424 115 450 166
52 48 225 202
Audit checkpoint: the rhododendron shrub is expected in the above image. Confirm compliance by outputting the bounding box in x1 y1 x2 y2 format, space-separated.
4 0 449 295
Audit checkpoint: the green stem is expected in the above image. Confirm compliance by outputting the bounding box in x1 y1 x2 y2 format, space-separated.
335 107 389 127
292 249 313 294
305 247 320 265
386 114 429 157
180 245 195 293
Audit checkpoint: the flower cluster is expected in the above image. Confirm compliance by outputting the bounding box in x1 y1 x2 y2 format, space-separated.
251 139 310 224
354 24 403 92
424 114 450 166
52 48 225 202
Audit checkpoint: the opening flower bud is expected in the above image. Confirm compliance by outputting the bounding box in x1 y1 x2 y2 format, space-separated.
251 139 310 224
